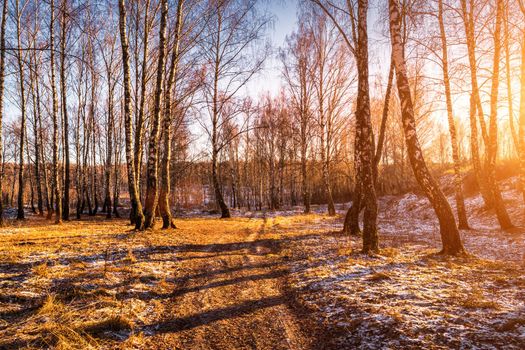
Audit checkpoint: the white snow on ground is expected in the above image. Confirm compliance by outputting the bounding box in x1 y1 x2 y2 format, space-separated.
378 176 525 262
284 176 525 349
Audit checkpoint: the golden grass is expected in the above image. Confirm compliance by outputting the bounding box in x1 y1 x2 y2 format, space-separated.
449 289 500 310
32 294 100 349
461 295 500 309
0 214 299 348
33 263 49 277
337 247 353 256
279 248 293 259
125 247 137 264
367 271 392 282
52 327 98 350
38 294 65 315
380 247 400 258
0 212 522 349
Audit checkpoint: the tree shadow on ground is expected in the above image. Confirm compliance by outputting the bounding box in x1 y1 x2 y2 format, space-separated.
142 294 289 334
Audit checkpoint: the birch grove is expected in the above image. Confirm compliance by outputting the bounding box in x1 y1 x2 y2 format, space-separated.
0 0 521 254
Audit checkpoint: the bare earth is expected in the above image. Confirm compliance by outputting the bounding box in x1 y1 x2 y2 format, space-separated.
0 181 524 349
0 215 324 349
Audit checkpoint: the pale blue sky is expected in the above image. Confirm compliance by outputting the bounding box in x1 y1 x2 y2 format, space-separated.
245 0 298 99
245 0 393 100
269 0 298 47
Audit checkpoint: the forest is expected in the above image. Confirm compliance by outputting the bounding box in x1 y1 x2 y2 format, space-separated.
0 0 523 348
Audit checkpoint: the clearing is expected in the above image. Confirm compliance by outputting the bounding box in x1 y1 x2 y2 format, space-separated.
0 180 524 349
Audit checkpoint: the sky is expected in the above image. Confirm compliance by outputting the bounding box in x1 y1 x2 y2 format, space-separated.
244 0 298 99
245 0 393 101
249 1 470 138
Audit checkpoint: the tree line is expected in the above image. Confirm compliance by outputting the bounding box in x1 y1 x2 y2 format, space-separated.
0 0 524 256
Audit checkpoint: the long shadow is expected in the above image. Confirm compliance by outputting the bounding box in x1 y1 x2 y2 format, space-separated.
0 234 321 277
117 269 288 302
38 260 293 306
0 215 127 231
143 294 286 334
0 231 355 347
43 255 322 303
0 294 45 326
0 293 43 305
168 261 282 284
0 272 29 282
7 232 121 244
0 302 44 325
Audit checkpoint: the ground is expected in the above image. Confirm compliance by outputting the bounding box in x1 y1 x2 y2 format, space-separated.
0 180 524 349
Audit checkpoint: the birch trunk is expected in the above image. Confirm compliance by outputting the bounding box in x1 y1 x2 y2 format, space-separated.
519 2 525 208
29 57 43 215
15 0 26 220
344 52 394 236
355 0 378 253
485 0 513 230
91 103 98 215
438 0 469 230
104 81 114 219
300 66 310 214
75 85 82 219
60 0 70 221
143 0 168 229
159 0 183 229
133 0 151 208
211 5 231 219
50 0 62 224
389 0 464 255
102 41 116 219
119 0 144 229
0 0 7 225
36 75 52 216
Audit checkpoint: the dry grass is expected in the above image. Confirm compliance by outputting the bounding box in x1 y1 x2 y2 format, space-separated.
367 271 392 281
51 327 98 350
33 262 50 277
38 294 65 315
125 247 137 264
0 214 293 349
380 247 399 258
458 290 500 310
0 211 522 349
31 294 100 349
336 247 352 256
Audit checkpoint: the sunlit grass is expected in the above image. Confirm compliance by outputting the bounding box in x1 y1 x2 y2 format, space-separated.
0 211 522 349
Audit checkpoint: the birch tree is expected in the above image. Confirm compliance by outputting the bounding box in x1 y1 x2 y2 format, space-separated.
437 0 469 229
389 0 465 255
14 0 27 220
459 0 494 209
143 0 168 229
281 25 314 214
519 0 525 208
159 0 184 229
60 0 70 221
119 0 144 229
0 0 6 225
50 0 62 223
200 0 271 218
485 0 513 229
100 27 119 219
